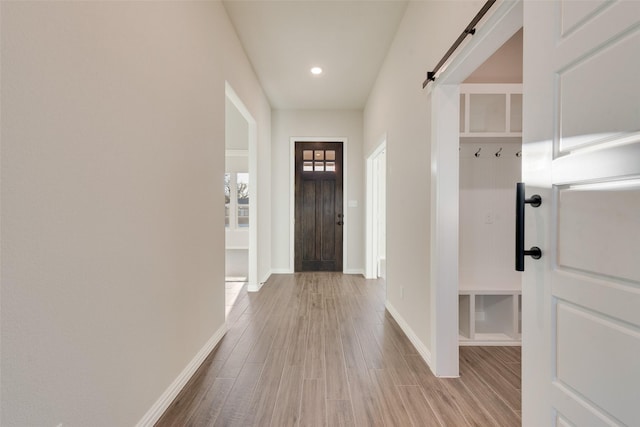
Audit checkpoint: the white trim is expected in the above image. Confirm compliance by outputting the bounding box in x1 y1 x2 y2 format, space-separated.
289 137 349 272
384 301 437 375
459 340 521 347
459 83 523 137
225 82 258 292
431 2 523 87
459 83 522 93
249 270 271 293
270 268 293 274
343 269 365 276
365 136 387 280
428 0 523 378
136 324 227 427
225 149 249 157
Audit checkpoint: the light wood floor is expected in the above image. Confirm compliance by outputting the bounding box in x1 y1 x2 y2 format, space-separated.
156 273 521 426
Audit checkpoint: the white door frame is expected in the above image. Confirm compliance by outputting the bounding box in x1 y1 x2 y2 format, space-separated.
365 136 387 279
289 137 349 273
428 0 523 377
225 82 259 291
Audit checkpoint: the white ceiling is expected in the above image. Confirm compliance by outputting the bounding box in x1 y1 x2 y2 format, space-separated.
223 0 409 110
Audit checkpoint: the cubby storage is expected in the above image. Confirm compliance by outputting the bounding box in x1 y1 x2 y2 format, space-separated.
458 83 523 346
460 84 522 137
459 290 521 346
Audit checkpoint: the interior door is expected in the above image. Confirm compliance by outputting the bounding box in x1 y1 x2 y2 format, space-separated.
523 2 640 426
295 142 343 272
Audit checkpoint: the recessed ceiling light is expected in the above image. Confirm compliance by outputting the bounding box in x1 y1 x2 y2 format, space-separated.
310 67 323 75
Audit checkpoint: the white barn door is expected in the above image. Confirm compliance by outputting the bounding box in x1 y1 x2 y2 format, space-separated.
522 1 640 426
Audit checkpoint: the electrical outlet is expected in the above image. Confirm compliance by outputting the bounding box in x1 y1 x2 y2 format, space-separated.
484 212 494 224
401 287 405 299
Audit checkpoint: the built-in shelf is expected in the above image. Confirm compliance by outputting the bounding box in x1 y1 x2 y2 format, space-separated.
460 84 522 138
459 290 521 346
458 98 522 346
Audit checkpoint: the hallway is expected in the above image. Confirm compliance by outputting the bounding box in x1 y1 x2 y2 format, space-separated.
157 273 521 426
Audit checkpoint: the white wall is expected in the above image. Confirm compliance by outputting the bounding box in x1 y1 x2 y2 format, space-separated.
271 110 364 273
363 0 484 363
464 28 523 84
226 97 250 151
459 140 522 291
1 1 270 425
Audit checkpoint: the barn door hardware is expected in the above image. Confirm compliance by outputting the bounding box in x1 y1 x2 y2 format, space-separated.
515 182 542 271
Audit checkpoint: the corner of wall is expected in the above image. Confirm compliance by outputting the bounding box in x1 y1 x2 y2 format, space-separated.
384 300 433 371
136 324 227 427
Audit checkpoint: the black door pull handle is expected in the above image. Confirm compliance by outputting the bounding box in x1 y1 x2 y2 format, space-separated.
516 182 542 271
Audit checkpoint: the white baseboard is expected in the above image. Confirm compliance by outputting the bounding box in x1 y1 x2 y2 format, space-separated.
260 271 271 287
248 271 271 292
136 323 227 427
270 268 293 274
385 301 434 372
343 269 364 276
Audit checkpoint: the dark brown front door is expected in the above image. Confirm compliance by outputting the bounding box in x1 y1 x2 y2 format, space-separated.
295 142 343 272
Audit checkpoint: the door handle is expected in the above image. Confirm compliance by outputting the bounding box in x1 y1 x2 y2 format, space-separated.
516 182 542 271
337 213 343 226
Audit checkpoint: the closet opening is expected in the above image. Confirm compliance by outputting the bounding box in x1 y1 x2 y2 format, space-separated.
365 138 387 281
458 29 523 348
225 83 258 318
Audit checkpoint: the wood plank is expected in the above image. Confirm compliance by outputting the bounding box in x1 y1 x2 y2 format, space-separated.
157 274 522 427
369 369 414 427
396 385 442 427
461 349 521 411
217 321 264 378
213 363 264 427
353 322 384 369
403 354 470 426
299 379 326 427
241 344 288 426
346 368 384 426
439 378 501 427
458 356 522 426
304 306 325 379
326 400 355 427
270 364 304 427
286 316 309 366
471 347 521 390
324 297 340 331
339 321 366 370
324 327 350 400
184 377 234 426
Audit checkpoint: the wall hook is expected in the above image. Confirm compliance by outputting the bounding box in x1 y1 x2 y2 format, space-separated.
516 151 522 158
495 147 502 157
474 147 481 157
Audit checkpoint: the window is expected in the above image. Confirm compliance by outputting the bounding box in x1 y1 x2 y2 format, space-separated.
301 149 337 172
236 173 249 228
225 172 249 229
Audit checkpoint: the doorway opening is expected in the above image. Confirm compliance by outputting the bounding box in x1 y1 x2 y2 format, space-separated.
458 29 523 348
294 141 344 272
428 1 523 377
366 138 387 280
225 83 258 314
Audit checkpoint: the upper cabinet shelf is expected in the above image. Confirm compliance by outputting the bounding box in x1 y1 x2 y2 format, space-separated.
460 84 522 138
